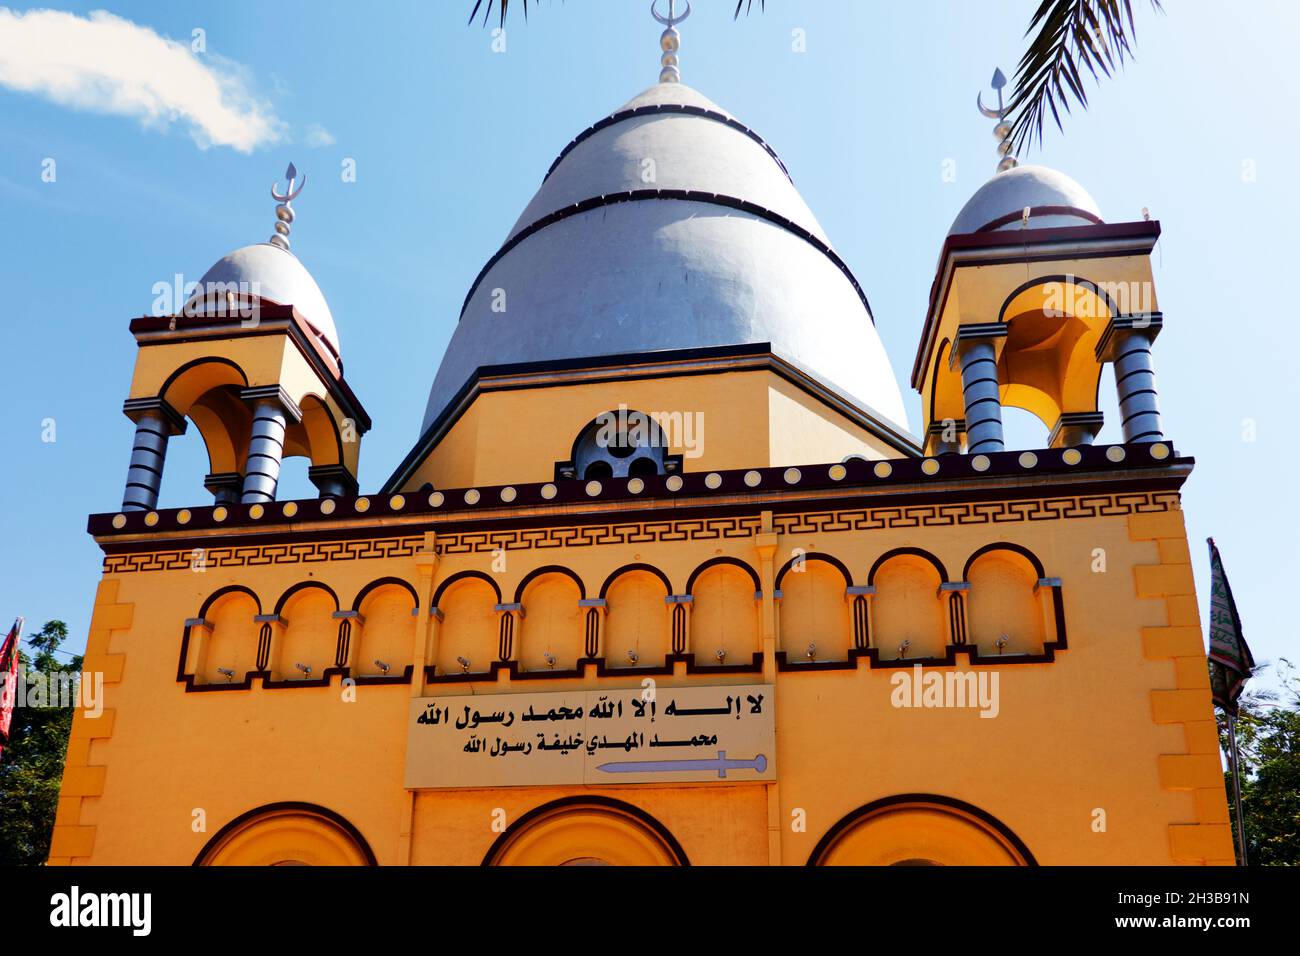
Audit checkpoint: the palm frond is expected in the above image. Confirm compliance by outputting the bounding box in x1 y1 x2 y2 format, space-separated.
733 0 765 18
1006 0 1162 154
468 0 532 28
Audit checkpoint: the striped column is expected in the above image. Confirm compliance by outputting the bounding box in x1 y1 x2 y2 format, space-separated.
951 324 1008 455
239 386 302 504
120 398 186 512
1097 314 1164 443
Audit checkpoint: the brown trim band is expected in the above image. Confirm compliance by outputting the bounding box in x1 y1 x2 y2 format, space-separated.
458 189 874 322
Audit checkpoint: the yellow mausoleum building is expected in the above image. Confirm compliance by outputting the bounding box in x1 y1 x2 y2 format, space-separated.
49 45 1232 866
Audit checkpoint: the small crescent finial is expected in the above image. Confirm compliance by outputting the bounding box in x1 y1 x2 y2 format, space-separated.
978 69 1018 173
652 0 691 83
268 162 305 251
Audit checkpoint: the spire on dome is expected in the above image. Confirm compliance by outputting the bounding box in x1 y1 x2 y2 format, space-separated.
268 162 306 251
652 0 690 83
976 68 1018 174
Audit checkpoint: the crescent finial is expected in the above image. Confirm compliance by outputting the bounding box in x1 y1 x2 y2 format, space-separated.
651 0 690 27
268 162 305 251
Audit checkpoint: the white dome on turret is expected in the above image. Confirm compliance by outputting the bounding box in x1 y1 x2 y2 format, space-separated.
948 164 1103 235
185 241 339 364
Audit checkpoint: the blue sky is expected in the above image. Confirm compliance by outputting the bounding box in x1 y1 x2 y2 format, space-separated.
0 0 1295 692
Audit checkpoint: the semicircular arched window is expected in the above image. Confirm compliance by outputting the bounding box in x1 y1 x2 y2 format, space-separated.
559 410 680 481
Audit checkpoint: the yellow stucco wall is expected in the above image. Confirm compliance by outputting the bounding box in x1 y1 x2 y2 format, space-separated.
402 369 900 492
50 481 1231 866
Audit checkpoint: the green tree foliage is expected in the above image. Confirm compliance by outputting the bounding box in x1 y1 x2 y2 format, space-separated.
0 620 81 866
1220 660 1300 866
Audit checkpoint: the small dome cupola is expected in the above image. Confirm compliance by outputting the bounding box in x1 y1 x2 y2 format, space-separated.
115 163 369 514
184 163 341 372
949 164 1103 235
949 71 1102 236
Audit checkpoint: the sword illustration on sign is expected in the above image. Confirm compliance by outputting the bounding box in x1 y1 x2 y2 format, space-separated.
597 750 768 779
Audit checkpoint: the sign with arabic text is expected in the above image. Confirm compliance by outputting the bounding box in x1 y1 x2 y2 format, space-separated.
404 683 775 789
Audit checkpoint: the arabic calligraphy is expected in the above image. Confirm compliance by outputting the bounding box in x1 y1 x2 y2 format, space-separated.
405 685 776 788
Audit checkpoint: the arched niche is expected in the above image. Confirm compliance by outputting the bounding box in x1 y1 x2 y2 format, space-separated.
777 557 851 663
809 796 1034 866
689 560 759 664
870 551 947 660
604 569 671 668
484 798 687 866
965 547 1046 656
195 587 260 684
519 571 584 672
354 580 417 677
434 574 499 676
197 803 375 866
276 584 339 680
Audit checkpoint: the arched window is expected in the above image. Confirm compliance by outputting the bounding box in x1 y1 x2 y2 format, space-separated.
778 557 851 663
435 576 499 676
605 570 671 668
277 585 338 680
562 410 673 481
197 804 375 866
354 582 417 677
966 548 1045 656
197 589 260 684
871 552 947 660
485 798 686 866
809 796 1033 866
689 562 759 665
519 572 583 672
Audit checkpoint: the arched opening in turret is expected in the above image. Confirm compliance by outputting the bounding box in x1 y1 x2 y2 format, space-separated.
151 358 251 509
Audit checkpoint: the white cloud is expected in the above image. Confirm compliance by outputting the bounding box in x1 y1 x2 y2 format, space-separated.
0 7 283 152
303 123 336 148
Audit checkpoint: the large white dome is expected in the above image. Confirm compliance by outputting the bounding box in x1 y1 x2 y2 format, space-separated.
421 84 909 432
